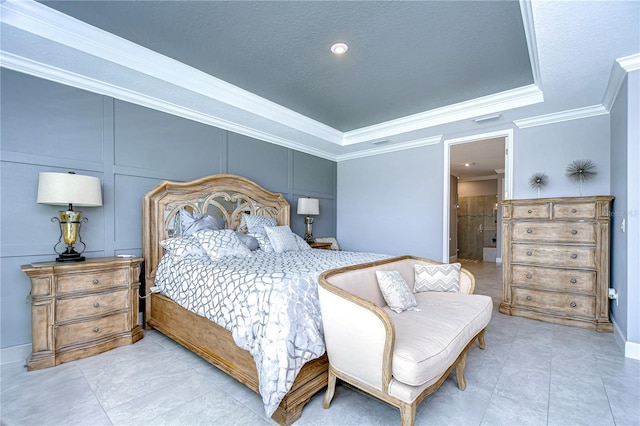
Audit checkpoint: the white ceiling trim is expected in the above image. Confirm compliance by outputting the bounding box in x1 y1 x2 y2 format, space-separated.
459 175 499 182
519 0 543 90
335 135 443 162
513 104 608 129
603 53 640 110
0 0 344 145
343 84 543 145
0 0 545 152
0 51 342 162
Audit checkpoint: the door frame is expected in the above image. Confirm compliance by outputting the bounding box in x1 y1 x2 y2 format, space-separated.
442 129 513 262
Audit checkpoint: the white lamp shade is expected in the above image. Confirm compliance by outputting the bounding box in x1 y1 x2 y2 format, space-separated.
37 172 103 207
297 198 319 215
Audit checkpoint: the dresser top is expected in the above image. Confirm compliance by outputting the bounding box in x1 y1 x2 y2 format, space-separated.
22 256 143 272
501 196 613 204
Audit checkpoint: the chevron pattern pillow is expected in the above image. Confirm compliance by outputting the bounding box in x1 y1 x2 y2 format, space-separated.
414 263 461 293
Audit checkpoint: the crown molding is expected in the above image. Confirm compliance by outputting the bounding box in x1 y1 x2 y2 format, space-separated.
0 51 339 162
1 0 546 159
513 104 608 129
519 0 543 90
343 84 543 145
0 0 344 145
335 135 442 162
603 53 640 110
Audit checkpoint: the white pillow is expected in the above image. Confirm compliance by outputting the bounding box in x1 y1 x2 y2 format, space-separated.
414 263 461 293
375 270 418 314
249 233 274 252
193 229 251 260
264 226 300 253
160 236 207 259
243 214 277 234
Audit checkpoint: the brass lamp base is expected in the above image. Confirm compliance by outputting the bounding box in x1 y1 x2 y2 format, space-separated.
303 215 315 243
53 209 87 262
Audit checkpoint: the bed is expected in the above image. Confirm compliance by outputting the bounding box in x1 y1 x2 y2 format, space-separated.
142 174 385 424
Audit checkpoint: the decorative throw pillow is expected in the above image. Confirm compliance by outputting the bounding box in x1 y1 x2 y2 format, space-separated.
235 232 259 251
249 233 274 252
193 229 251 260
375 270 418 313
180 208 225 236
264 226 300 253
160 236 207 258
414 263 461 293
243 214 278 235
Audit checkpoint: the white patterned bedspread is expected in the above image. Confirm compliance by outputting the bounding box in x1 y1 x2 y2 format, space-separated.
154 249 388 416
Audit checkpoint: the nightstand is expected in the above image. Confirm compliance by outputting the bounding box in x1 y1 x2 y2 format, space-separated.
21 256 144 370
309 241 333 250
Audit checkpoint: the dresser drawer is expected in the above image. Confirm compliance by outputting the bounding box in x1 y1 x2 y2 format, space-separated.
512 203 550 219
511 265 596 293
512 287 595 318
553 202 596 219
56 312 129 349
56 289 129 322
512 244 596 269
57 268 129 294
512 221 596 244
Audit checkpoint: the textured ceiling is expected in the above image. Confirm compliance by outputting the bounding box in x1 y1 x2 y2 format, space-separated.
40 0 533 132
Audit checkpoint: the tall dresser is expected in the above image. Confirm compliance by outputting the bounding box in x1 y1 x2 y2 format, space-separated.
22 257 144 370
499 196 613 332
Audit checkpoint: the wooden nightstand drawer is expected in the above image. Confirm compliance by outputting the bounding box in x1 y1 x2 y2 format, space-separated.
512 287 595 318
512 244 596 269
309 241 333 250
512 221 596 244
57 289 129 322
57 268 129 294
511 265 596 293
512 203 550 219
553 202 596 219
56 312 129 349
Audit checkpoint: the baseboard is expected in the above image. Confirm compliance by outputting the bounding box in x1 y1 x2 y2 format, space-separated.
1 343 30 366
612 319 640 360
625 341 640 360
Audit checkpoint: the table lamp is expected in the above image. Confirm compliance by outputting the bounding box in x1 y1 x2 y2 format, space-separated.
37 171 103 262
297 197 319 242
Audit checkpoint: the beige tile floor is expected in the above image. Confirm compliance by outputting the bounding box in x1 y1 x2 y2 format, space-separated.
2 260 639 425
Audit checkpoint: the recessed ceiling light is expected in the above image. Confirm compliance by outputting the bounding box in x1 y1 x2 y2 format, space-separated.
331 42 348 55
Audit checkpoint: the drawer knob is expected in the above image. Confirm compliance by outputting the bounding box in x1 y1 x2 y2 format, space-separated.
92 279 99 284
571 230 578 235
572 208 577 213
570 278 577 284
570 302 577 308
93 302 100 308
571 253 578 259
93 327 100 333
527 228 533 234
528 209 533 214
526 295 532 301
526 273 532 279
527 250 533 256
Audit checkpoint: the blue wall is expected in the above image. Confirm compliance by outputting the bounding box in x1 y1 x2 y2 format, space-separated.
0 69 337 348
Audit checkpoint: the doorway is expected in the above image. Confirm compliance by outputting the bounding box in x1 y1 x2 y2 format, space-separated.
442 129 513 263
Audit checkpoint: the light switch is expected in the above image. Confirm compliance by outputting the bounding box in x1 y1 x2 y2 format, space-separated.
621 218 626 233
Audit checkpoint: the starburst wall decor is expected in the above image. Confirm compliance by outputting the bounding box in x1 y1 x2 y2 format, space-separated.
529 172 548 198
566 159 597 196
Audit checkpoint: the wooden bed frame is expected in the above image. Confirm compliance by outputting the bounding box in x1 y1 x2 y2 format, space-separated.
142 174 328 425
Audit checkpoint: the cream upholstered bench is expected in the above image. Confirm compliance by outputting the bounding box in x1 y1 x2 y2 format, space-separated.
318 255 492 426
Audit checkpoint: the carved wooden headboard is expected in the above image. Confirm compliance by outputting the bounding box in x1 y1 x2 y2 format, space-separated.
142 174 290 303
